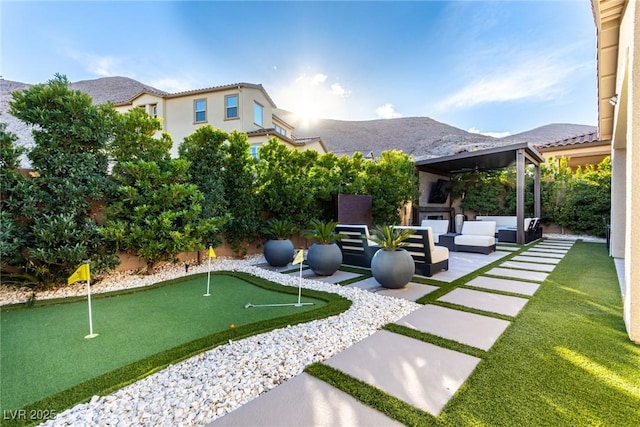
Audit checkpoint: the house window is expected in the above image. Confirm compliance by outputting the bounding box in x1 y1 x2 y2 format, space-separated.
225 94 238 119
250 145 260 159
151 104 158 118
274 124 286 136
194 99 207 123
254 102 263 127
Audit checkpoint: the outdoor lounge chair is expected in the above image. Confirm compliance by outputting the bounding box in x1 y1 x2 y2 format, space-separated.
394 226 449 277
525 217 543 242
454 221 496 254
335 224 380 268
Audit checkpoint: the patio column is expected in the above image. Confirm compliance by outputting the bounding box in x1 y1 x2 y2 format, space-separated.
516 149 525 244
533 164 541 218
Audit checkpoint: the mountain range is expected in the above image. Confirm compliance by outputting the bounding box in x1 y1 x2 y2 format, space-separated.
1 77 596 166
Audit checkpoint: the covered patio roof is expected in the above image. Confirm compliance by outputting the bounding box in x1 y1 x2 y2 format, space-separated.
414 143 545 245
414 142 545 175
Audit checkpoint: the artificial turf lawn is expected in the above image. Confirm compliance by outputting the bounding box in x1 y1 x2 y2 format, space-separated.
0 271 336 413
307 241 640 426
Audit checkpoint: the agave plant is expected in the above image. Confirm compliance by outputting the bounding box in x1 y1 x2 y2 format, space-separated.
303 219 346 244
368 225 414 250
262 218 297 240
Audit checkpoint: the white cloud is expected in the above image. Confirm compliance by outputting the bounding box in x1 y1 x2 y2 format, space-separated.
468 127 511 138
437 51 591 111
375 103 403 119
331 83 347 96
66 50 125 77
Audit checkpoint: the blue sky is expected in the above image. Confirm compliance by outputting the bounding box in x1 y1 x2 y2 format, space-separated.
2 0 596 137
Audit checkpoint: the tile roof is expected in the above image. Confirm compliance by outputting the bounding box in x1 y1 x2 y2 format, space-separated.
535 131 601 149
115 82 277 108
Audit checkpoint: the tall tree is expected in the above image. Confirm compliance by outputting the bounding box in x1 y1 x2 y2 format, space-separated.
178 126 230 247
102 109 224 273
6 74 119 287
364 150 419 224
222 131 261 256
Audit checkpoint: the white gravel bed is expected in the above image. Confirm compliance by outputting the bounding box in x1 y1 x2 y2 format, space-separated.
5 256 420 426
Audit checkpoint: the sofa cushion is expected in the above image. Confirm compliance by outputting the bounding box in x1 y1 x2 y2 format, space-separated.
476 216 517 229
431 245 449 263
420 220 449 243
461 220 496 236
455 234 495 247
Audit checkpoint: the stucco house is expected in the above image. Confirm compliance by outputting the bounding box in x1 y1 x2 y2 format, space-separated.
110 81 326 158
592 0 639 344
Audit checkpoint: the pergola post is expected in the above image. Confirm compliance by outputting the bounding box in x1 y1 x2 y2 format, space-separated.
534 164 541 218
516 149 526 244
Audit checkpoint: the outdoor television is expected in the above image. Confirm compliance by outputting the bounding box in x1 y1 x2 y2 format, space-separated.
428 179 452 204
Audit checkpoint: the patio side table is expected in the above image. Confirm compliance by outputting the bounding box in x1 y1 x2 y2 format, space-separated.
438 233 459 251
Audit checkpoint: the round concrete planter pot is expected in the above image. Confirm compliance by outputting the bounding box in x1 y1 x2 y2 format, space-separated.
307 243 342 276
263 239 295 267
371 249 415 289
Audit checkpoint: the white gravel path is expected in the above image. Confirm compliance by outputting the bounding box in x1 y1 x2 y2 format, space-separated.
2 256 420 426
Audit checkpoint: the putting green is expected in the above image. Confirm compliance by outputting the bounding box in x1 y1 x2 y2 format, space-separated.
0 272 330 412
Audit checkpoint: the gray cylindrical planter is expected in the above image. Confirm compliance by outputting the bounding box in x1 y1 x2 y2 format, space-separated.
371 249 415 289
307 243 342 276
264 239 295 267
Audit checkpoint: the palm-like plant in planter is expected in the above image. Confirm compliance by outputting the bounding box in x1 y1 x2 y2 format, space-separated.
262 219 297 267
303 219 346 276
368 225 415 288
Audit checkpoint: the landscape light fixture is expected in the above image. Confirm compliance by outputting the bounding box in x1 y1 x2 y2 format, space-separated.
609 95 619 106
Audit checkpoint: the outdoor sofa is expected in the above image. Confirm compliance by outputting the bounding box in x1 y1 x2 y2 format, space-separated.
454 221 496 254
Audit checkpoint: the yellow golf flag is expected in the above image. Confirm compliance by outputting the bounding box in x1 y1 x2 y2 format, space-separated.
292 249 304 265
208 246 216 258
68 263 90 285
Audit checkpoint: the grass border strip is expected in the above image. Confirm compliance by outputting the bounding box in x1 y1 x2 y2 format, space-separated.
305 362 436 427
383 324 486 359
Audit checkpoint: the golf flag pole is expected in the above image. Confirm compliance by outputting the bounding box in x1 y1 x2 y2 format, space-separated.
205 246 216 296
292 249 305 306
68 263 98 339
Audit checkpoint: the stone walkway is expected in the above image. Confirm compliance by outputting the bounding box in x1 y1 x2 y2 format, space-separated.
210 239 574 426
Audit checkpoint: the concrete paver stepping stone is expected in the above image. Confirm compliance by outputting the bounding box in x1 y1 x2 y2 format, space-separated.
534 245 571 252
466 276 540 296
394 305 510 351
289 269 361 284
438 288 529 316
427 250 511 283
346 277 439 302
325 330 480 416
485 267 549 282
520 251 564 259
376 282 440 302
527 248 568 254
540 242 573 247
500 261 556 272
496 245 520 252
512 255 561 264
209 372 404 427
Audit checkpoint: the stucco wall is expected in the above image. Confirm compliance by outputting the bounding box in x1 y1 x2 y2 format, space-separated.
609 0 640 343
